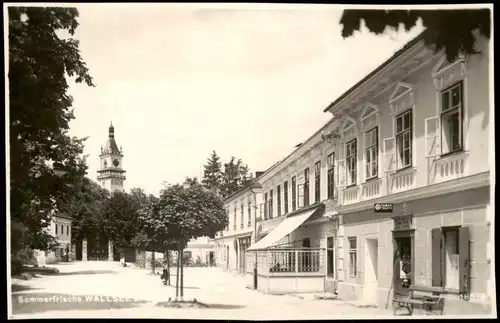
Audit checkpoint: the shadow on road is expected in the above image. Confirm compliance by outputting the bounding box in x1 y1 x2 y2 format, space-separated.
54 270 118 276
155 301 246 310
11 284 43 293
162 284 200 290
12 292 149 314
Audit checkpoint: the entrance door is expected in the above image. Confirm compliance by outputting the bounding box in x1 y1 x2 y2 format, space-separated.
393 236 413 296
362 238 379 304
326 237 335 278
444 229 460 290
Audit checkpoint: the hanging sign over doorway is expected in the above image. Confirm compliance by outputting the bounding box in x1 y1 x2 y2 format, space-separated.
374 203 393 213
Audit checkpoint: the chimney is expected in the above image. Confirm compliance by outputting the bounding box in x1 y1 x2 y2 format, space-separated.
255 171 265 178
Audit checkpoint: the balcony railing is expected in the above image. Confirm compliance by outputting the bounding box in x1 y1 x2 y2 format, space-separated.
249 248 325 276
431 152 469 185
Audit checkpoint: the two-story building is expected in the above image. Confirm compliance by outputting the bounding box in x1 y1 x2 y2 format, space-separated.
214 174 264 274
323 30 492 314
246 118 345 294
35 213 73 266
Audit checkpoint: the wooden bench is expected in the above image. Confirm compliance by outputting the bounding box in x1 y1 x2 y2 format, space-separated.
392 285 445 316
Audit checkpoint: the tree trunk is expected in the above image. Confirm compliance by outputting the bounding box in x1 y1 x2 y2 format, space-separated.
165 250 170 285
180 247 184 300
151 251 156 274
175 248 180 300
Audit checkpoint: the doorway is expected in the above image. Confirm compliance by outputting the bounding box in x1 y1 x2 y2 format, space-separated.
393 235 414 296
362 238 379 304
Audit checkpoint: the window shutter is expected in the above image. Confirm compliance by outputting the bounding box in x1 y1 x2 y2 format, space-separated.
431 228 443 287
383 137 396 173
458 226 470 295
425 116 442 158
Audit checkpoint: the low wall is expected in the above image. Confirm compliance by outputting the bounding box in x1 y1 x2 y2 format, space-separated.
257 275 325 294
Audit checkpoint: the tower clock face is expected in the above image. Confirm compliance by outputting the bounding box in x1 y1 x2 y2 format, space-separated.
113 159 120 167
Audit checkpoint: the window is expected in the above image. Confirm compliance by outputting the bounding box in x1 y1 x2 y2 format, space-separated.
304 168 310 206
55 223 58 235
348 237 357 277
346 139 357 186
264 193 268 219
314 161 321 203
247 201 252 227
67 225 70 236
291 177 297 211
441 82 463 154
327 237 335 278
277 185 281 216
327 152 335 198
297 184 305 208
240 201 244 228
396 110 412 169
365 127 378 180
225 209 229 231
233 205 237 230
284 181 289 215
269 189 274 219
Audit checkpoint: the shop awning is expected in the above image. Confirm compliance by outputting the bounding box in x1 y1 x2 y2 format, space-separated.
247 206 320 251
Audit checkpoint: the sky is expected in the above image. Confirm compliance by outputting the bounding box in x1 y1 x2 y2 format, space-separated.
65 4 424 196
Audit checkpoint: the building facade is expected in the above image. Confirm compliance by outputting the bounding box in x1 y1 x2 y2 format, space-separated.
35 213 73 265
246 118 343 293
214 179 263 274
244 30 492 314
323 31 492 314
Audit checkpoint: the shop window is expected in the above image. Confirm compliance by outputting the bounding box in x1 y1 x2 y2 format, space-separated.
348 237 357 277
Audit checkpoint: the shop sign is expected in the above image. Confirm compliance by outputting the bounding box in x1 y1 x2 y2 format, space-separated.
393 215 413 231
374 203 393 213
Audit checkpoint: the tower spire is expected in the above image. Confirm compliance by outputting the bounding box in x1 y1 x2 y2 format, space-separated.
109 121 115 138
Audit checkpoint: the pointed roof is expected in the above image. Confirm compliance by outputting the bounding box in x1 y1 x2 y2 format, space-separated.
102 122 121 155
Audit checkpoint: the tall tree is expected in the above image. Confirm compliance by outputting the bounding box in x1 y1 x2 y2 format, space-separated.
59 177 109 244
201 151 223 191
100 189 146 259
339 9 491 62
154 178 228 300
221 157 241 198
8 7 94 271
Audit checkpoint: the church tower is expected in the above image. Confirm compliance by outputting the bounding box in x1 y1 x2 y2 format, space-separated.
97 122 126 192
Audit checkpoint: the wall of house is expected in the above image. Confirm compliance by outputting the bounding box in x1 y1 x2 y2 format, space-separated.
337 186 491 313
335 36 490 207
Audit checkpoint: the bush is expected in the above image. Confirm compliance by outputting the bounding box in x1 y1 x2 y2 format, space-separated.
11 247 36 276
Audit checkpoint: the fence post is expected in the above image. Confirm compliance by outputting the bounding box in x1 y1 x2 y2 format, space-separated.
295 250 299 273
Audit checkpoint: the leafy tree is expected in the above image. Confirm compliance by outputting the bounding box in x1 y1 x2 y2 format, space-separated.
59 177 109 243
100 189 146 259
133 194 179 275
154 177 228 300
221 157 251 198
339 9 491 62
8 6 94 271
201 150 223 192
